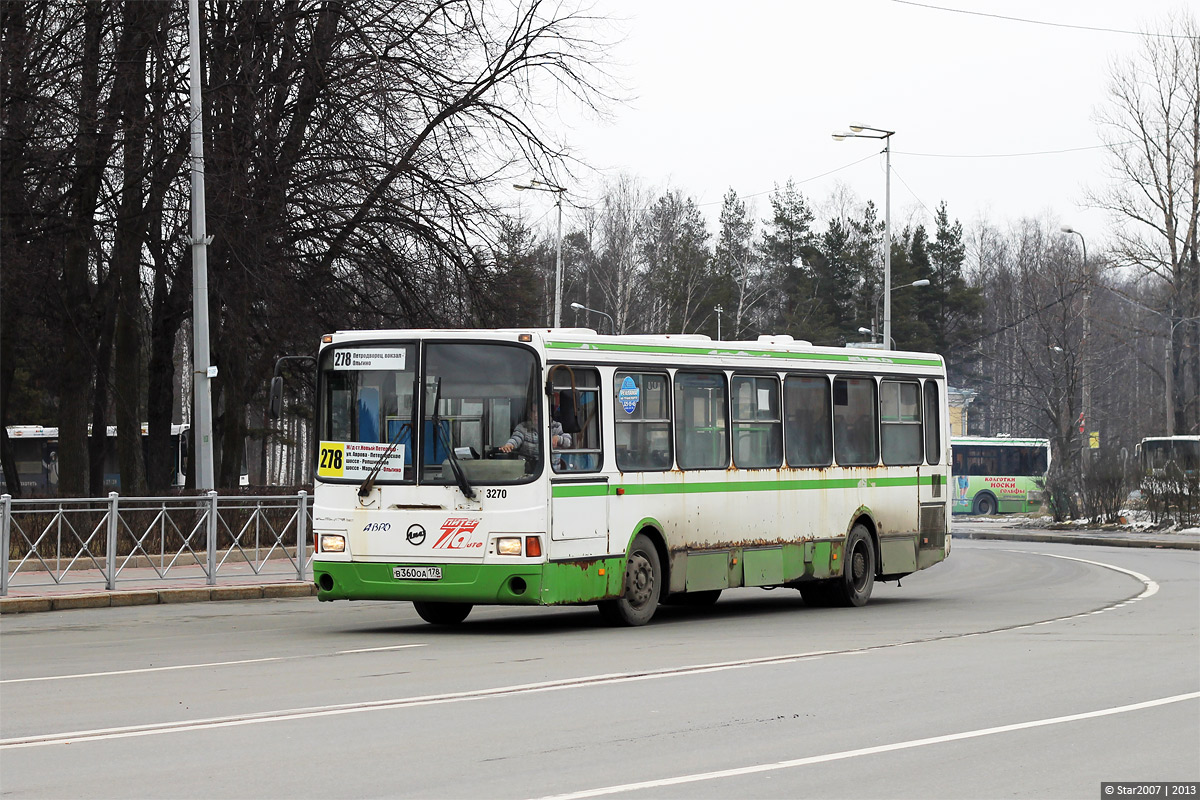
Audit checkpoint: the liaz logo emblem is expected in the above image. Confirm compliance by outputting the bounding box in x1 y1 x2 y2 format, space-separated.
433 518 483 550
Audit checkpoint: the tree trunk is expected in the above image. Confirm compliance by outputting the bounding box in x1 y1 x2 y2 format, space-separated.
57 2 108 498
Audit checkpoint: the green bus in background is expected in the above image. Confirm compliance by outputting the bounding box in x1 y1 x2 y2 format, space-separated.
951 436 1050 515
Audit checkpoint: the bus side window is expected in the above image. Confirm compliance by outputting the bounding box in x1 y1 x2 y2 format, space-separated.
674 371 728 470
784 374 832 468
833 376 878 466
923 381 941 465
550 367 602 473
732 375 782 469
880 380 922 466
614 371 672 472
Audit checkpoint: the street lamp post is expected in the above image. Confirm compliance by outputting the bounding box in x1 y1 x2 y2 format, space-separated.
514 180 566 327
569 301 615 334
1065 225 1094 462
188 0 216 489
714 304 723 341
834 124 894 346
872 278 929 347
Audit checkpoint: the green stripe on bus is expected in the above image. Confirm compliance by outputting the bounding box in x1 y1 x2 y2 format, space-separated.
544 340 942 367
552 474 932 498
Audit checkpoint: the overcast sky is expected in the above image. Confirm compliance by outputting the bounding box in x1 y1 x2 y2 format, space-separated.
543 0 1190 246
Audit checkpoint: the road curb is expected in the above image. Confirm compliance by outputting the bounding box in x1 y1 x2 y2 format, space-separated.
1 582 318 615
954 531 1199 550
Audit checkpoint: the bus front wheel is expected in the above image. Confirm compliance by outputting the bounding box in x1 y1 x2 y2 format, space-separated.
413 601 472 625
598 534 662 626
829 524 875 607
973 493 997 516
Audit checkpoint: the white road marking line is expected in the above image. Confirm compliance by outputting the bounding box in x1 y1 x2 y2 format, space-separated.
0 657 288 683
336 644 426 654
0 644 427 684
0 654 837 749
530 692 1200 800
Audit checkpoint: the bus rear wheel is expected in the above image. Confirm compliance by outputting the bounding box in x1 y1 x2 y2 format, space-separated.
828 524 875 607
973 493 997 515
412 601 472 625
598 534 661 626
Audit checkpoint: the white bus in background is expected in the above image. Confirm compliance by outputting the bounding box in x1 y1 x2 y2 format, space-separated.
0 423 251 492
2 424 190 493
1137 435 1200 477
301 328 953 627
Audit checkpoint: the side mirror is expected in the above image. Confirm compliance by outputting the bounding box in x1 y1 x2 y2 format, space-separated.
269 376 284 418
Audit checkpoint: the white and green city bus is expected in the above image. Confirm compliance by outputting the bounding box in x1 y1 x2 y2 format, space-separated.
950 436 1050 515
306 329 953 626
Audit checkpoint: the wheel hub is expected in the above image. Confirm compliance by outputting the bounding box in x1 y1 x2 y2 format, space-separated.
627 553 653 606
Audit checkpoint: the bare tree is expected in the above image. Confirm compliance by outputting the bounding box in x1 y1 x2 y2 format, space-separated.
592 174 647 334
1093 11 1200 434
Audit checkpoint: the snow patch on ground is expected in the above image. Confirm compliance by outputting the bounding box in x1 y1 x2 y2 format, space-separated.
965 508 1199 535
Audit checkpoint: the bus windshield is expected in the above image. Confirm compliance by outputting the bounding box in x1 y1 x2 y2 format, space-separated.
316 341 541 486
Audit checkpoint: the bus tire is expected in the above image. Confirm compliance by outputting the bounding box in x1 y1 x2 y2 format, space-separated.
973 493 997 516
828 524 875 608
412 601 472 625
598 534 661 626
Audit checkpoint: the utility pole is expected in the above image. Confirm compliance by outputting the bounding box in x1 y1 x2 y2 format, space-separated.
188 0 215 489
1062 226 1089 466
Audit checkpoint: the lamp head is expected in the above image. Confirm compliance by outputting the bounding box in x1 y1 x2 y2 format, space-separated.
849 123 867 132
857 327 872 335
831 133 848 141
570 302 584 310
1060 224 1075 234
912 279 931 287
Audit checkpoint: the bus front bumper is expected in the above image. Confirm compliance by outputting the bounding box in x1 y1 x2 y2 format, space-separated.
312 558 624 605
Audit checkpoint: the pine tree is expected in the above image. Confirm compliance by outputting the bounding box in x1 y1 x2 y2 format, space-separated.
758 181 827 338
924 202 983 383
641 190 713 334
713 189 763 339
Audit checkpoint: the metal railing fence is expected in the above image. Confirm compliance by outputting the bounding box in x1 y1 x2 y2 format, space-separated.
1 491 312 596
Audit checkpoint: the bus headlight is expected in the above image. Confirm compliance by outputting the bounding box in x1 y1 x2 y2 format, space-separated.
496 537 522 556
320 534 346 553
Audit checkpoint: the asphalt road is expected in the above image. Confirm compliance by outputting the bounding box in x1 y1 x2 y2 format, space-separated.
1 538 1197 799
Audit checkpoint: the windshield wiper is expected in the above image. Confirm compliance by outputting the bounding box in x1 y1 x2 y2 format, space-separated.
431 379 476 500
358 422 408 499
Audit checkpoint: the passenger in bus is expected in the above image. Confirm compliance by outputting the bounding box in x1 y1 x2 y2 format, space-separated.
499 404 571 458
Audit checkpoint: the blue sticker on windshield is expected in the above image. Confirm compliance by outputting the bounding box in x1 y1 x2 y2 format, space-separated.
618 376 640 414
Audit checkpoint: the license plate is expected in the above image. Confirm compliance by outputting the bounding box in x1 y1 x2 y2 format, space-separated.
394 565 441 581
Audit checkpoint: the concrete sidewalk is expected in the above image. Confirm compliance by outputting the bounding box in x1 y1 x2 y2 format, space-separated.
3 522 1196 615
1 559 316 615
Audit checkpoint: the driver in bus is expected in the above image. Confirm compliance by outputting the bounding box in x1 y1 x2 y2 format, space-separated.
499 404 571 457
